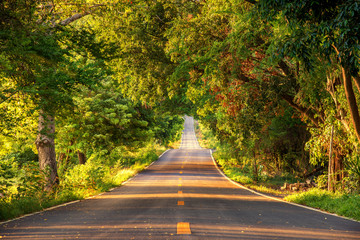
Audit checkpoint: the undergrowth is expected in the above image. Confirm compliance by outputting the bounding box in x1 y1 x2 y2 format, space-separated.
195 120 360 221
0 144 164 221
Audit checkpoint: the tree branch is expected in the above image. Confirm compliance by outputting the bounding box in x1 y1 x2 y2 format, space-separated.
244 0 257 4
278 60 294 77
281 93 321 127
60 12 90 26
59 4 106 26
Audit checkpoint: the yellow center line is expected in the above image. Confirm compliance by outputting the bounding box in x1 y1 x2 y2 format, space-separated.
180 171 183 174
177 222 191 235
179 178 182 180
177 201 184 206
178 190 183 194
181 166 184 169
178 183 182 187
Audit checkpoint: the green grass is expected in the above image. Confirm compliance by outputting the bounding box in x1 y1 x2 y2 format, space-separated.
214 147 360 221
285 188 360 221
218 162 287 196
0 145 164 221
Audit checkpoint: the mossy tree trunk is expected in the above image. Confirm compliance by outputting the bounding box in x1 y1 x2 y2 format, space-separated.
35 110 59 191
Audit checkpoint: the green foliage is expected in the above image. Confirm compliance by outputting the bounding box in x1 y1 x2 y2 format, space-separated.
152 115 184 145
62 160 107 193
1 0 360 223
257 0 360 72
57 82 154 155
0 143 163 221
0 149 40 198
198 120 299 192
285 188 360 221
0 157 20 197
345 155 360 191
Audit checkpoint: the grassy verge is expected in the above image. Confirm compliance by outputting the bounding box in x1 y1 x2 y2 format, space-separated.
194 120 292 196
0 144 166 221
285 189 360 221
214 151 293 197
195 120 360 221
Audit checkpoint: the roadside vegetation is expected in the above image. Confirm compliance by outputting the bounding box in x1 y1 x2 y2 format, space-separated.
1 0 360 223
0 134 182 221
0 144 159 221
195 121 360 221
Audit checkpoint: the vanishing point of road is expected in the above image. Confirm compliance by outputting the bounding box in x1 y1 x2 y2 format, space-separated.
1 116 360 239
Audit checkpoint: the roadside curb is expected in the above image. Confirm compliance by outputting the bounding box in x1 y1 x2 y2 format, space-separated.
0 149 170 225
209 149 360 224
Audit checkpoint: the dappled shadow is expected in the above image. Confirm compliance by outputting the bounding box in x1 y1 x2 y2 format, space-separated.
1 116 360 239
2 175 360 239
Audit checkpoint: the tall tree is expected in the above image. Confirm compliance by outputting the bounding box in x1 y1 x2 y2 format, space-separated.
257 0 360 143
0 0 106 190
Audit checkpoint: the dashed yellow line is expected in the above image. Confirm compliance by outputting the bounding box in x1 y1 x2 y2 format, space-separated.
177 222 191 234
178 190 183 194
177 201 184 206
178 183 182 187
179 178 182 180
180 171 183 174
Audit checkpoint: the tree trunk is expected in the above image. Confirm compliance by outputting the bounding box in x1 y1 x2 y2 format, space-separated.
253 150 258 182
35 110 58 192
328 125 334 192
334 154 344 182
77 150 86 164
342 67 360 143
353 74 360 94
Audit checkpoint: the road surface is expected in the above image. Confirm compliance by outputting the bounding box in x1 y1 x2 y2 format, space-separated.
1 116 359 239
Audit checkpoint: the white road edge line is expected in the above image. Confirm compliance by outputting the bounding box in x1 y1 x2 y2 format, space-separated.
0 149 171 225
209 149 360 223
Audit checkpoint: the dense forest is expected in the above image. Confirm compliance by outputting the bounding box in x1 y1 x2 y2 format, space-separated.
1 0 359 219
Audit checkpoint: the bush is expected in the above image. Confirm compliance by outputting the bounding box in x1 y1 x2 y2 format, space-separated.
0 141 167 221
61 160 109 196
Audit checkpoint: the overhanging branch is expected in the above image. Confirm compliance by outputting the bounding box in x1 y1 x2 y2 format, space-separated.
281 93 321 127
60 12 90 26
59 4 106 26
244 0 257 4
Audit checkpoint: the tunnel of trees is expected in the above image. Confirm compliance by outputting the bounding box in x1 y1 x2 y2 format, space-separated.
0 0 359 216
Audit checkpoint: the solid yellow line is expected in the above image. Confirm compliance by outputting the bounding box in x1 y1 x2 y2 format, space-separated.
177 222 191 235
177 201 184 206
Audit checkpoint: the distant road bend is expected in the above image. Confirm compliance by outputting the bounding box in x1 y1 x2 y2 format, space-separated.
1 116 360 239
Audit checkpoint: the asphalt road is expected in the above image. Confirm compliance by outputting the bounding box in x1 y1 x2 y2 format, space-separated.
1 116 359 239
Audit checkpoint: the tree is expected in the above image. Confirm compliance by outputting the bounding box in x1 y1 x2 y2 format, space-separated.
0 0 107 190
257 0 360 143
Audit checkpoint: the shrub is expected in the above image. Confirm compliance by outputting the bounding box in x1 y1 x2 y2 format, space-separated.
61 160 108 193
285 188 360 221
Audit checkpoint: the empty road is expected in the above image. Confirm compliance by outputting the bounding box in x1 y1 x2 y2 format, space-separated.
1 116 359 239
